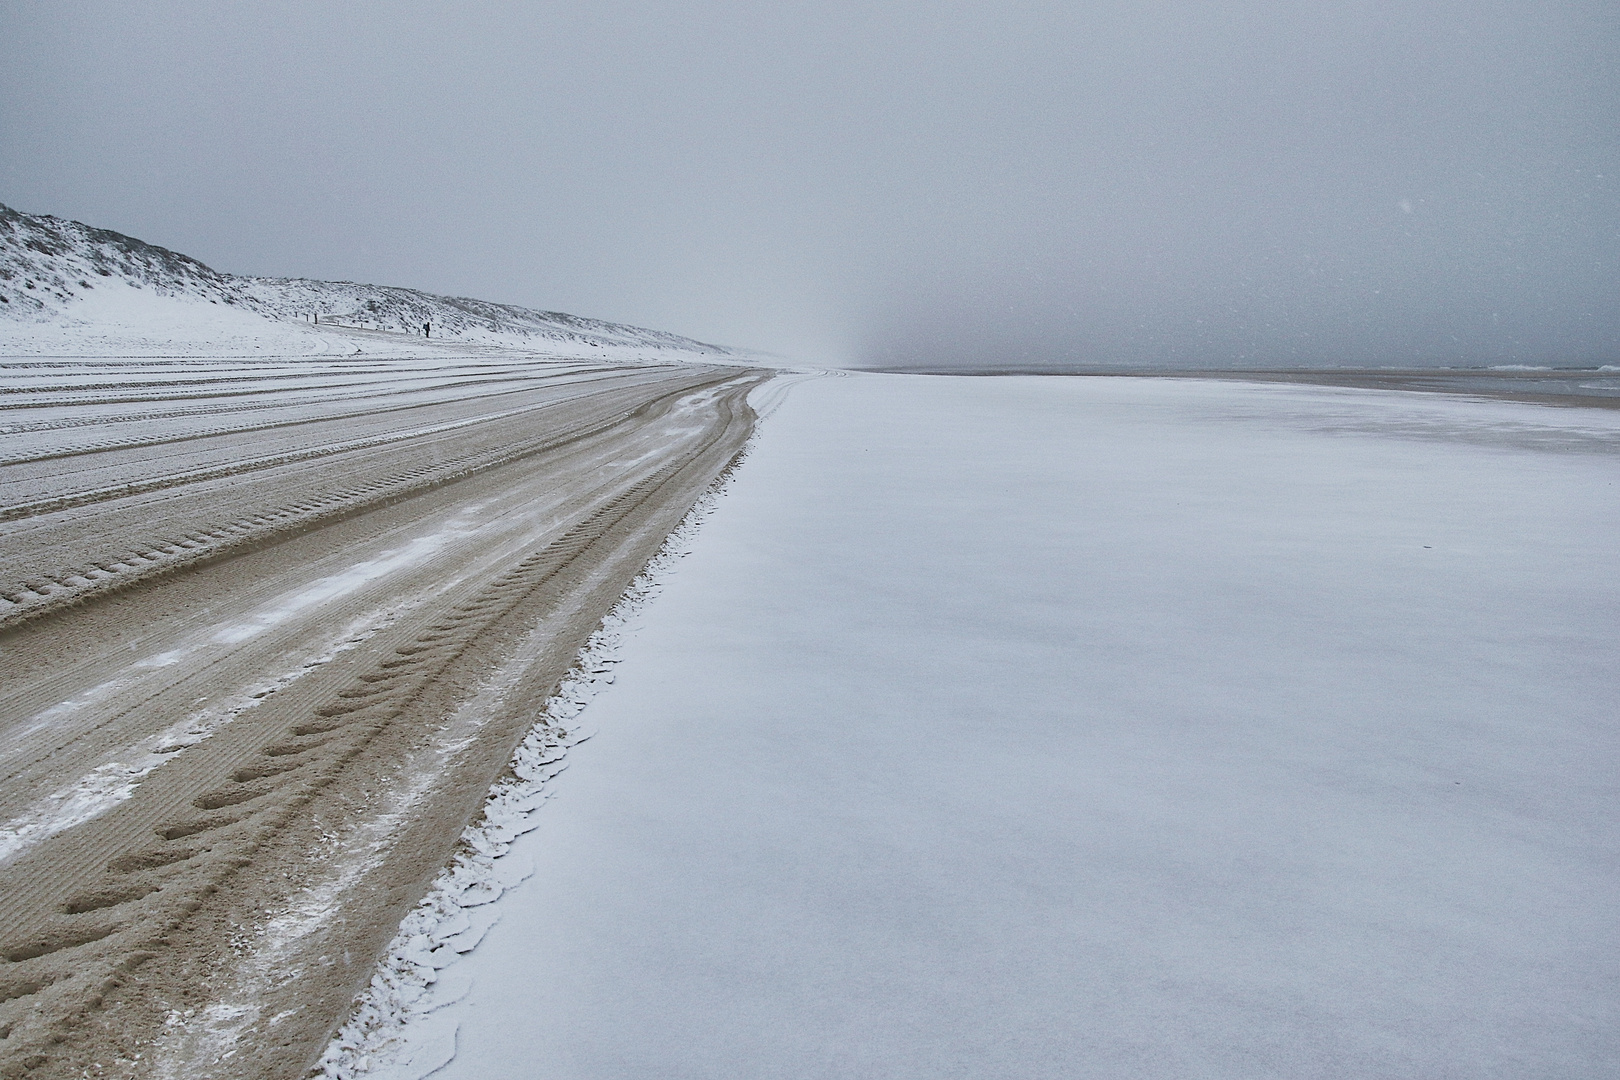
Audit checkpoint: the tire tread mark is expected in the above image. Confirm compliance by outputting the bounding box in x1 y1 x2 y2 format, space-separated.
0 370 740 633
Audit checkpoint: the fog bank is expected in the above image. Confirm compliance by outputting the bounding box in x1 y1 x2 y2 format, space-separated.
3 1 1615 367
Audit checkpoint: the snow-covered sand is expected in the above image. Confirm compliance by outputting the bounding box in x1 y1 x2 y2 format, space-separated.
0 332 765 1075
343 374 1618 1079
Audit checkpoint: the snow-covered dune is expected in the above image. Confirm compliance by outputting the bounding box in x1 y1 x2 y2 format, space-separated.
0 203 736 358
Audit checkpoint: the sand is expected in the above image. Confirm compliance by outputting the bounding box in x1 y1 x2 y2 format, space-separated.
0 349 765 1079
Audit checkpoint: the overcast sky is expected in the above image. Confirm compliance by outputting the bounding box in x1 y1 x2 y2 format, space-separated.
2 1 1616 367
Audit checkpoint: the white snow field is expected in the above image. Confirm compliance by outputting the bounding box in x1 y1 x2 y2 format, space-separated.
349 374 1619 1080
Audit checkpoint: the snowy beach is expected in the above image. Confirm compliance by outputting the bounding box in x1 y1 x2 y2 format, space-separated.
11 3 1618 1073
351 373 1620 1080
0 250 766 1075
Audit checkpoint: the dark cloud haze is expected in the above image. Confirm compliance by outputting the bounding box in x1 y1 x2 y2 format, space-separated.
2 1 1616 366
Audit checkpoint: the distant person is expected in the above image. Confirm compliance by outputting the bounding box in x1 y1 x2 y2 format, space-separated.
424 321 431 338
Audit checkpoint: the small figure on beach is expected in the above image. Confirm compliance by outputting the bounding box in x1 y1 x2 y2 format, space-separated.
423 321 431 337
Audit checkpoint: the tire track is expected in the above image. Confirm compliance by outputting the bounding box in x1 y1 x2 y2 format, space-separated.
0 465 677 964
0 370 614 467
0 360 766 1079
0 372 680 521
0 369 739 631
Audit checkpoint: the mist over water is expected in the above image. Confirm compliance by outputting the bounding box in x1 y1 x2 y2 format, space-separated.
2 1 1616 368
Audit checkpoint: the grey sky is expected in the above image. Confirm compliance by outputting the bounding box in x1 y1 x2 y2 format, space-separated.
2 1 1615 367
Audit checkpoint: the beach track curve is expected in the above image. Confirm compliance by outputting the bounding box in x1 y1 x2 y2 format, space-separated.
0 352 767 1079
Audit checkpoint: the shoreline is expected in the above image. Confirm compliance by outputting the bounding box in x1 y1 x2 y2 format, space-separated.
857 366 1620 409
